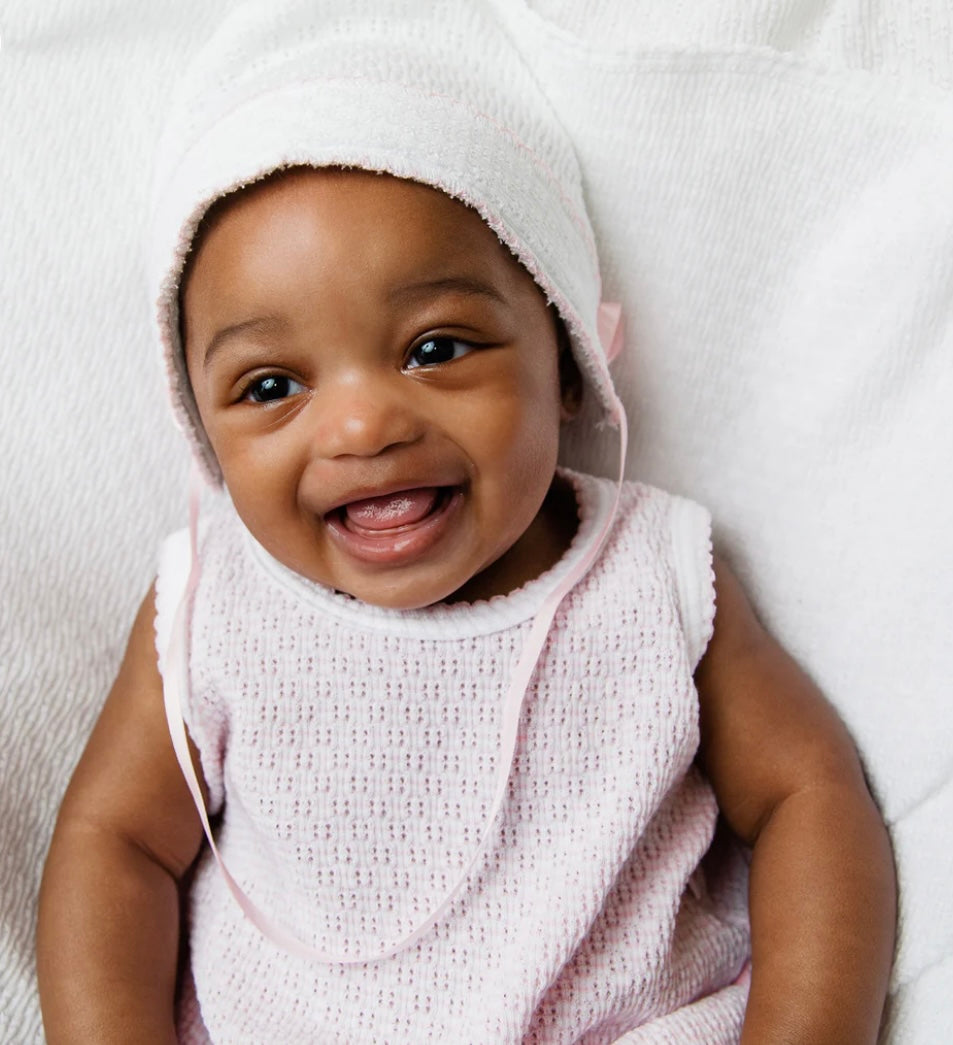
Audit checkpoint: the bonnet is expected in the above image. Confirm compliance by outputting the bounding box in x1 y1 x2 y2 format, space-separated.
149 0 625 485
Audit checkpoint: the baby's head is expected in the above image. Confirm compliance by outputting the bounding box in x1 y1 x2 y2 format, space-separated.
151 0 623 608
180 166 583 607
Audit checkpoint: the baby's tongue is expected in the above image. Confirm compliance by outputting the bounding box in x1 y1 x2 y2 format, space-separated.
344 488 439 530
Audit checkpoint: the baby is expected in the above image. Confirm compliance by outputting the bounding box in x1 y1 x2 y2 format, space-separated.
36 2 896 1042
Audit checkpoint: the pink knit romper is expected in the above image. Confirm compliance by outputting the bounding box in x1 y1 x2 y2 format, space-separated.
156 470 750 1043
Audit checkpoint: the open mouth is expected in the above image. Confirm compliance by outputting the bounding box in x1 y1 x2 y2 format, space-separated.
325 486 461 565
335 486 448 534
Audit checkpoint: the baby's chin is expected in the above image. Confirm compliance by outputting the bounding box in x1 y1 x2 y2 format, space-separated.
330 571 488 611
317 557 513 611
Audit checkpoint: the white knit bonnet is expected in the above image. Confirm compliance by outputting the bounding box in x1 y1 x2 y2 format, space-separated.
150 0 624 484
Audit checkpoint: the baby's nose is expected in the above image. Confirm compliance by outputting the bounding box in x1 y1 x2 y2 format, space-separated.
313 369 423 458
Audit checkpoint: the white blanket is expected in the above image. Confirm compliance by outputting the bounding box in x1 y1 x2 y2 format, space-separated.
2 1 950 1040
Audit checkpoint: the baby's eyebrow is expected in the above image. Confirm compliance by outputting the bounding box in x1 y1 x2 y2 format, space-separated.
202 315 287 370
387 276 506 306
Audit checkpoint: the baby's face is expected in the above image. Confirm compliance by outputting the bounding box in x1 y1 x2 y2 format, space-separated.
182 169 574 609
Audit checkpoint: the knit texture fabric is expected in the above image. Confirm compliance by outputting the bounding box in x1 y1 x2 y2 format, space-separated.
155 471 749 1043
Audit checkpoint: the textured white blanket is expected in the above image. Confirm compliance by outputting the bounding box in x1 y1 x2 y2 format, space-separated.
2 1 950 1040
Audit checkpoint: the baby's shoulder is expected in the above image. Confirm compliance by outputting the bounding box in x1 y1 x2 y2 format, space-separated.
154 488 248 616
567 470 715 663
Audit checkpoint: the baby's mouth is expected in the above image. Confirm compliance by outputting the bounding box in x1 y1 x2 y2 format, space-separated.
338 487 444 534
327 486 460 536
324 486 461 567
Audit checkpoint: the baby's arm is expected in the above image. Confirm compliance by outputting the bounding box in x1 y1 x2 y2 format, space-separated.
695 558 896 1043
37 587 204 1044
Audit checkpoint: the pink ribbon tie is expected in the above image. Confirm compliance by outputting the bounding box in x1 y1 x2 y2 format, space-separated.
596 300 624 363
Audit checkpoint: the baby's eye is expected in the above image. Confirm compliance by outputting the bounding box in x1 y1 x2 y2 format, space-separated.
244 375 303 402
243 375 306 402
405 337 474 370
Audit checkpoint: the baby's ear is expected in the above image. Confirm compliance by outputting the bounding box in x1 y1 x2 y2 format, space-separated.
556 319 583 421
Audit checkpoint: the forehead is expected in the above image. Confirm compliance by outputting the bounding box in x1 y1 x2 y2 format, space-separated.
182 167 537 301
